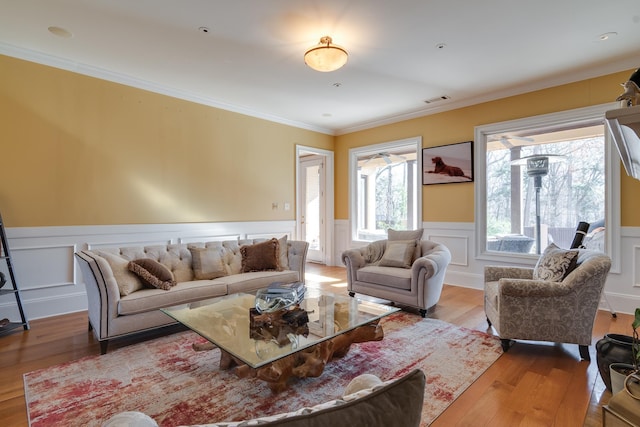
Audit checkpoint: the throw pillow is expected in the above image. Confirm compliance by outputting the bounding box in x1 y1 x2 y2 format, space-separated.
189 246 227 280
240 238 282 273
533 243 579 281
95 251 144 296
127 259 176 290
387 228 424 261
343 374 383 396
278 235 289 270
378 240 417 268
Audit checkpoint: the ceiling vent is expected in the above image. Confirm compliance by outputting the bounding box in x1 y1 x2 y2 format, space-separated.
424 95 450 104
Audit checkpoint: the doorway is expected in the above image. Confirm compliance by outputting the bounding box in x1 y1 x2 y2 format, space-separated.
296 146 334 265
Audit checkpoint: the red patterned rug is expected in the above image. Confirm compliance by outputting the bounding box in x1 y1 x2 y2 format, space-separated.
24 312 502 426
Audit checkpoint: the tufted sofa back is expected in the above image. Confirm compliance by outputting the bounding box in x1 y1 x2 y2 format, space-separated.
93 238 307 283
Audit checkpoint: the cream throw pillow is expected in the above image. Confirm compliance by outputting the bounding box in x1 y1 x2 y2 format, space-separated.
95 251 144 296
533 243 579 281
378 240 417 268
387 228 424 262
278 235 289 270
189 247 227 280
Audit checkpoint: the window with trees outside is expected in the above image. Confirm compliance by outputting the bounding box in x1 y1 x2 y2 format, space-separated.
350 137 421 242
475 104 620 261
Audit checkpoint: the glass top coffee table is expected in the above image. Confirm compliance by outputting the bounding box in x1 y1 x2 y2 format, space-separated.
161 288 400 392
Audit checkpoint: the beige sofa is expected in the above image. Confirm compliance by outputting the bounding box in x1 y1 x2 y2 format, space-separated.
75 238 308 354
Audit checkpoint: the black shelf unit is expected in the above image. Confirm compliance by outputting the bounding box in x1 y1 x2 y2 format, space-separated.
0 211 29 336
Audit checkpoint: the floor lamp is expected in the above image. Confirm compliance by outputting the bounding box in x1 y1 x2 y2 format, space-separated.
513 154 565 254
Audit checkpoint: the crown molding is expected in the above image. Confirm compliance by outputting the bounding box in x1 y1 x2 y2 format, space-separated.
0 42 336 136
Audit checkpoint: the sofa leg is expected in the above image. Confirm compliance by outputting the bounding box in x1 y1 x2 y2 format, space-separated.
419 309 427 318
579 345 590 361
100 340 109 355
88 320 93 332
500 339 514 352
486 317 492 328
348 292 355 297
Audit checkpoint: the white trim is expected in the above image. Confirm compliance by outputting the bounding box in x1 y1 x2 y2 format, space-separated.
296 145 335 266
0 42 334 136
348 136 422 246
473 103 621 271
1 221 297 320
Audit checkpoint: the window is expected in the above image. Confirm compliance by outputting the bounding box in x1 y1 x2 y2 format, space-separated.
475 104 620 264
350 137 422 242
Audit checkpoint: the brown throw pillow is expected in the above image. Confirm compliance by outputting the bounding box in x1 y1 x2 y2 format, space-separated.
189 246 227 280
127 259 176 290
533 243 579 281
240 238 282 273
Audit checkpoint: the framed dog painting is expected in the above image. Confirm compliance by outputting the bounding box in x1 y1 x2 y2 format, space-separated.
422 141 474 185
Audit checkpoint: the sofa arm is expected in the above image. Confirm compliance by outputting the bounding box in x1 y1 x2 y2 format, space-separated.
498 278 572 298
484 265 533 283
342 248 366 270
287 240 309 281
75 250 122 340
342 247 366 291
413 244 451 275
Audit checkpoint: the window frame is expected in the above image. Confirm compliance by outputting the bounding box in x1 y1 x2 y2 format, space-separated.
349 136 423 245
474 103 620 271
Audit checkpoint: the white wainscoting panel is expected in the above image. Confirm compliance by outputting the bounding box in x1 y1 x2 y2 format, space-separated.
0 221 296 321
426 233 469 267
11 244 77 290
334 221 640 316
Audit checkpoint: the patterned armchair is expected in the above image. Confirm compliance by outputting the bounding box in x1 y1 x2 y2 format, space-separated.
484 245 611 360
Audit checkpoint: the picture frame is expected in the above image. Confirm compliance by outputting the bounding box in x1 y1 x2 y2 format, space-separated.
422 141 474 185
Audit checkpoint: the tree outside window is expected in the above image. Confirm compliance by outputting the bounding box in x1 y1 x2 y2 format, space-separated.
485 125 605 254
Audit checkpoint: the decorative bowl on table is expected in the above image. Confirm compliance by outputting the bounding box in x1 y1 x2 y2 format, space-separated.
254 288 298 313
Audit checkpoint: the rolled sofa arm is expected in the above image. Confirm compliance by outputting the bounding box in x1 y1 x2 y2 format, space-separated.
414 244 451 273
484 265 533 283
75 250 122 340
498 278 572 297
287 240 309 281
342 247 367 290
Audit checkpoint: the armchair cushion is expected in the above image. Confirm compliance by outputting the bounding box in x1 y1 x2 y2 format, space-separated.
357 265 412 290
533 243 578 281
379 240 416 268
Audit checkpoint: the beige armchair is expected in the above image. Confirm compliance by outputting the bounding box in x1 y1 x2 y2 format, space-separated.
484 247 611 360
342 239 451 317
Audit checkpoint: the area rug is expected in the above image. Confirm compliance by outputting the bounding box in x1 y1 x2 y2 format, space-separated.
24 312 502 426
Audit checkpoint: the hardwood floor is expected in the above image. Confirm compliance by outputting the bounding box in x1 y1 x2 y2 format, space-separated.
0 263 630 426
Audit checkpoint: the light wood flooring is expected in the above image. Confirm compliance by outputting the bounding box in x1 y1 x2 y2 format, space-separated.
0 263 632 426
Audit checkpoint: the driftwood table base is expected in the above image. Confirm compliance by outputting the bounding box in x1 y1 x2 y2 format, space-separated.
213 320 384 393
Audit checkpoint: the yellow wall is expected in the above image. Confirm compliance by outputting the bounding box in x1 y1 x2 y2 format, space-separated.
336 69 640 226
0 55 333 227
3 54 640 229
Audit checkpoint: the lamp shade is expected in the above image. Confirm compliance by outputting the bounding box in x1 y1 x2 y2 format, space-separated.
304 36 348 72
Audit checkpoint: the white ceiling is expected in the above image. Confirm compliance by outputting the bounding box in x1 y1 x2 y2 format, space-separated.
1 0 639 135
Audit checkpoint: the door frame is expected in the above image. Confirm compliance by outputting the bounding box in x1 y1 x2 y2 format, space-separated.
296 145 334 266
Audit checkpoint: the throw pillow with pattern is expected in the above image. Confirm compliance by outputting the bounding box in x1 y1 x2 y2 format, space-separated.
533 243 579 281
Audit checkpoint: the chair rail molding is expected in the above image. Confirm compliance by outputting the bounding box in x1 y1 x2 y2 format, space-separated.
0 221 296 320
334 221 640 315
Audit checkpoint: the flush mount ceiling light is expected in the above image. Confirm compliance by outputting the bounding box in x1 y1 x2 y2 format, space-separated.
304 36 348 72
